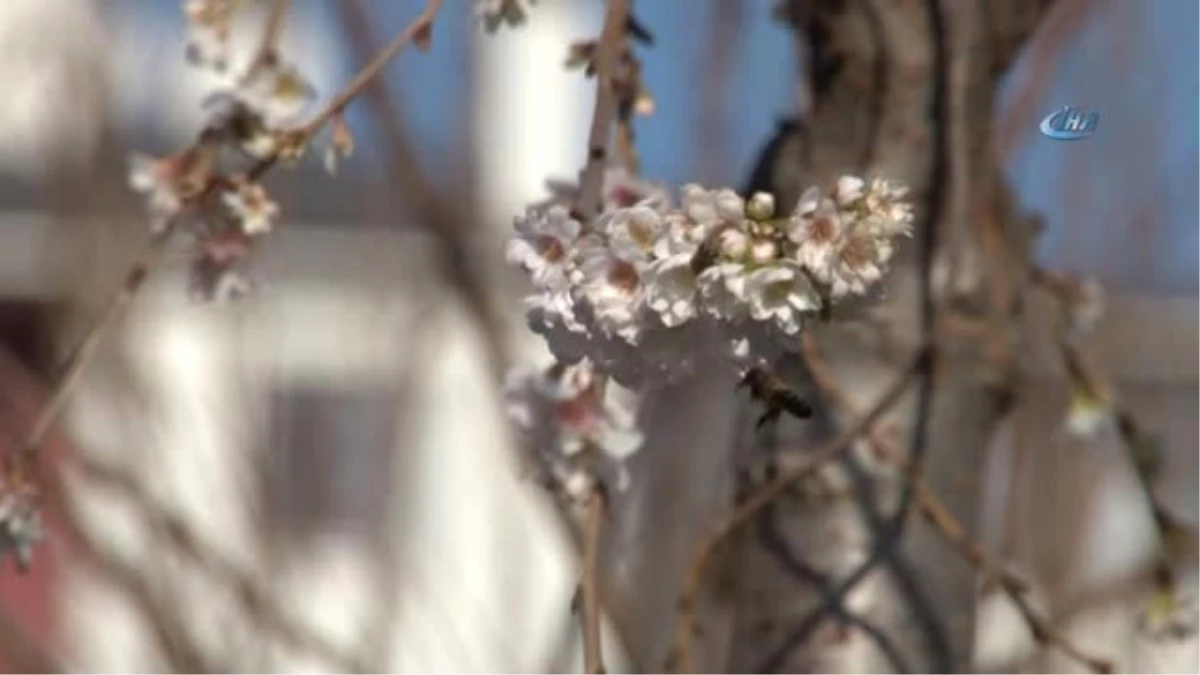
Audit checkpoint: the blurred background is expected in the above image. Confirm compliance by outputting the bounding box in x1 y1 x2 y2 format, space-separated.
0 0 1194 672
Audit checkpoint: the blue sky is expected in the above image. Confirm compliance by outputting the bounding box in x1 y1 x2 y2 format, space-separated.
118 0 1196 295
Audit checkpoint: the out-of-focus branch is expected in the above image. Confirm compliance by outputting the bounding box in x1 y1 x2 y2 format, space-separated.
574 0 632 223
749 426 913 675
668 350 928 673
299 0 444 137
581 489 606 674
250 0 290 69
60 454 372 673
335 0 509 384
694 0 744 184
799 334 1116 673
11 0 448 483
8 226 174 478
44 473 217 673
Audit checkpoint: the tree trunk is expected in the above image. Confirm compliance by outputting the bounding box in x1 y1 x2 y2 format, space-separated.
717 1 1060 672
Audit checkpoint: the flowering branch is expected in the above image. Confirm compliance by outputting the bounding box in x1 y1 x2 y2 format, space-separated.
298 0 444 140
1 0 449 575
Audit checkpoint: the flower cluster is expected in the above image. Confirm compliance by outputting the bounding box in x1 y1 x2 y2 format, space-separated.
0 478 42 573
507 175 914 388
505 359 642 500
475 0 537 33
127 1 342 302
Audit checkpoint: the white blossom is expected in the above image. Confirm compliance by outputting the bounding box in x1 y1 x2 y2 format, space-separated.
507 205 582 290
128 154 186 231
505 176 913 389
0 483 42 573
789 177 914 301
235 58 318 127
655 212 707 258
602 204 663 264
681 183 744 225
744 261 821 335
576 234 645 343
788 186 842 270
832 175 866 206
505 359 643 498
697 262 749 321
222 179 279 235
644 254 698 327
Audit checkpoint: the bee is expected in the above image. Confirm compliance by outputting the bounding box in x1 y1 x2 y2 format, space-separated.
689 234 722 276
738 367 813 429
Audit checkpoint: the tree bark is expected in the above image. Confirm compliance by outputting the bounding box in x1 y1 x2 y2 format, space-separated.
717 1 1062 672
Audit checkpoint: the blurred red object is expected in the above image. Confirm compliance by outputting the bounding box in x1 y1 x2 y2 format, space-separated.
0 343 69 673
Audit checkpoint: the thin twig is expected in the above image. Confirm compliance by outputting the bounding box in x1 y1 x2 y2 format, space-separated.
251 0 291 69
300 0 445 138
668 349 927 673
7 226 174 479
581 489 606 674
575 0 632 223
333 0 508 385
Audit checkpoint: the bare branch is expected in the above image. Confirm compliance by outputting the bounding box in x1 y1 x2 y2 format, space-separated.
799 334 1116 673
582 489 606 674
668 349 929 673
62 454 373 673
300 0 445 138
574 0 632 223
250 0 290 69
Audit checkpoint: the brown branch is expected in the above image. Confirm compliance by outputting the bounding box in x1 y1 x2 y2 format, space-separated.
7 227 174 480
575 0 632 223
44 473 218 672
581 489 606 674
251 0 291 69
333 0 509 385
668 349 928 673
62 454 372 673
300 0 445 139
799 334 1115 673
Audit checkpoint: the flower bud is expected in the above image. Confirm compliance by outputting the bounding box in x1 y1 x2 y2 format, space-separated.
750 239 778 265
747 192 776 221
